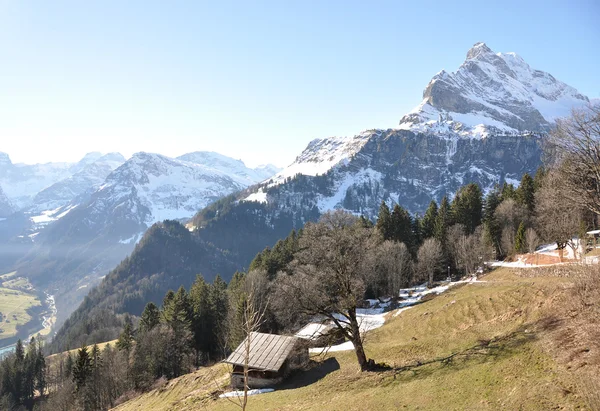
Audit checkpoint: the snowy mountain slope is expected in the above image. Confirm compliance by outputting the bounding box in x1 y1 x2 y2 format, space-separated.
269 130 376 185
0 185 15 217
176 151 281 185
398 42 590 138
17 151 275 326
29 152 125 215
0 152 126 210
197 42 592 272
0 153 73 209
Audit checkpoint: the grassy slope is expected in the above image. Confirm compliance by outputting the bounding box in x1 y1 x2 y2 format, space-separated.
0 272 41 342
114 268 594 410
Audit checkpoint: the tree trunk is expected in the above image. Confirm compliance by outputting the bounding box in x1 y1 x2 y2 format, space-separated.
348 309 369 371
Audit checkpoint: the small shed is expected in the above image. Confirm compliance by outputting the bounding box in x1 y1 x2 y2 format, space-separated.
224 332 308 389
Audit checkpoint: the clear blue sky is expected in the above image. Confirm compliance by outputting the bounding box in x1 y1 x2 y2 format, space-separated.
1 0 598 167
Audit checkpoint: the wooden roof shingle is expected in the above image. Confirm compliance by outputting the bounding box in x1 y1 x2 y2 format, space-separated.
224 332 299 372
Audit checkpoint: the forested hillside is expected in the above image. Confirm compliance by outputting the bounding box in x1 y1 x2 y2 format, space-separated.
49 220 239 353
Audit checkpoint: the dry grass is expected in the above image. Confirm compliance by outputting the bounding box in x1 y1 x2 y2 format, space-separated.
114 267 599 410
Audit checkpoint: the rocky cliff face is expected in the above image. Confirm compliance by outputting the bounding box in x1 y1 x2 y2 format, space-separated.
399 42 589 138
0 186 15 218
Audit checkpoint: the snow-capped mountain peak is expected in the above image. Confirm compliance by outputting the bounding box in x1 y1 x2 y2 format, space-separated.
399 42 590 138
270 130 378 185
176 151 280 184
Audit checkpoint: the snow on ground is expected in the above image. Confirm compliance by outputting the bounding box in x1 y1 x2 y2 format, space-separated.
118 232 144 245
393 306 414 318
29 205 77 225
308 279 481 354
0 218 5 222
269 131 376 186
295 323 333 340
243 190 268 204
219 388 274 398
316 168 382 213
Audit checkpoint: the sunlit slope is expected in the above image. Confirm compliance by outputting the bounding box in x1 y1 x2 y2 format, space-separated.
115 267 596 410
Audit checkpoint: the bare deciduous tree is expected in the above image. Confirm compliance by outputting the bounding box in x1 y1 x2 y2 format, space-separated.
273 210 379 371
448 225 484 275
494 198 528 256
368 240 413 297
525 228 540 254
547 105 600 216
417 238 444 287
535 170 584 260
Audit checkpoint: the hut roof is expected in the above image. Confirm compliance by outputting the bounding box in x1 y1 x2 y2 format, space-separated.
224 332 299 372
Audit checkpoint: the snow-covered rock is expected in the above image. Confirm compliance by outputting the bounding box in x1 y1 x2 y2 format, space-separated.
0 185 15 217
0 152 125 211
177 151 280 185
398 42 590 138
29 153 125 214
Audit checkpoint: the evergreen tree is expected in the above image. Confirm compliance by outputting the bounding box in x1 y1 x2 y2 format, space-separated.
514 222 526 254
451 183 483 234
226 271 247 351
375 201 393 240
210 276 230 357
22 337 37 403
65 352 74 379
501 182 516 201
72 345 92 391
14 340 24 363
167 286 192 331
35 340 46 397
139 302 160 334
116 320 134 352
421 200 438 239
90 344 102 370
483 189 503 259
161 290 175 321
434 196 452 268
412 215 423 249
189 275 213 361
391 204 414 251
516 173 535 213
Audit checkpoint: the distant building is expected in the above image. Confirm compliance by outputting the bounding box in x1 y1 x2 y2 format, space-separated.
224 332 308 389
587 229 600 247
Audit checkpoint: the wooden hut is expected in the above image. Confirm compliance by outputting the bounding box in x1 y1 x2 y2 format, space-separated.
224 332 308 389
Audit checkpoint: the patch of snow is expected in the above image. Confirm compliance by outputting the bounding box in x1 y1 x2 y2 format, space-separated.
270 131 376 186
119 232 143 244
392 306 414 318
0 218 5 222
295 323 333 340
310 340 354 354
243 190 268 204
219 388 274 398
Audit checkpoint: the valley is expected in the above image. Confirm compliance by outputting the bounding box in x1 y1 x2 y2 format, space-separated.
0 271 55 355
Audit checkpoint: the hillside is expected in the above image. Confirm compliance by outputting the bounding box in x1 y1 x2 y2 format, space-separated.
114 266 599 410
48 220 240 352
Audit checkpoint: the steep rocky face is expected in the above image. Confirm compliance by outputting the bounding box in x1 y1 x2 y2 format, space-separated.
399 42 589 137
29 153 126 214
0 186 15 217
243 129 542 219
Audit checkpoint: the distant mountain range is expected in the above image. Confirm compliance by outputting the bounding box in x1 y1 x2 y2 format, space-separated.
10 42 595 352
0 151 280 328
